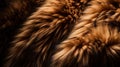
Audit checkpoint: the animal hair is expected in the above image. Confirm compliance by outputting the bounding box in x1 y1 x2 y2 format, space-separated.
52 0 120 67
0 0 45 66
52 24 120 67
1 0 120 67
0 0 45 29
4 0 89 67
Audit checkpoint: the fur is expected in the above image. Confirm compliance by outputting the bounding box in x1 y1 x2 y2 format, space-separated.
52 0 120 67
0 0 45 66
4 0 88 67
1 0 120 67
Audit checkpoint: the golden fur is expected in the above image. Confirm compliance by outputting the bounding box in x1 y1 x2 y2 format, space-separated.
4 0 88 67
52 0 120 67
1 0 120 67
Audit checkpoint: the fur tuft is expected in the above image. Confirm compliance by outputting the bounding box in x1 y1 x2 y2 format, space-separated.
1 0 120 67
52 25 120 67
4 0 89 67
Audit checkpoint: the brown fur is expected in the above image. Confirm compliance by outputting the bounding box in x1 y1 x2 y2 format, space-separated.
52 25 120 67
0 0 45 66
0 0 44 29
52 0 120 67
1 0 120 67
4 0 88 67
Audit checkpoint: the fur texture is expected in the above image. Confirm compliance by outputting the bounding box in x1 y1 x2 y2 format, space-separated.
52 0 120 67
1 0 120 67
0 0 45 66
4 0 88 67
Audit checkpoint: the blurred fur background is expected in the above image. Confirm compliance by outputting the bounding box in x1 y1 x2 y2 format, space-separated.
0 0 120 67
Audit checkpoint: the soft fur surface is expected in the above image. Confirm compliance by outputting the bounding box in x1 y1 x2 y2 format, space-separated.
0 0 120 67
